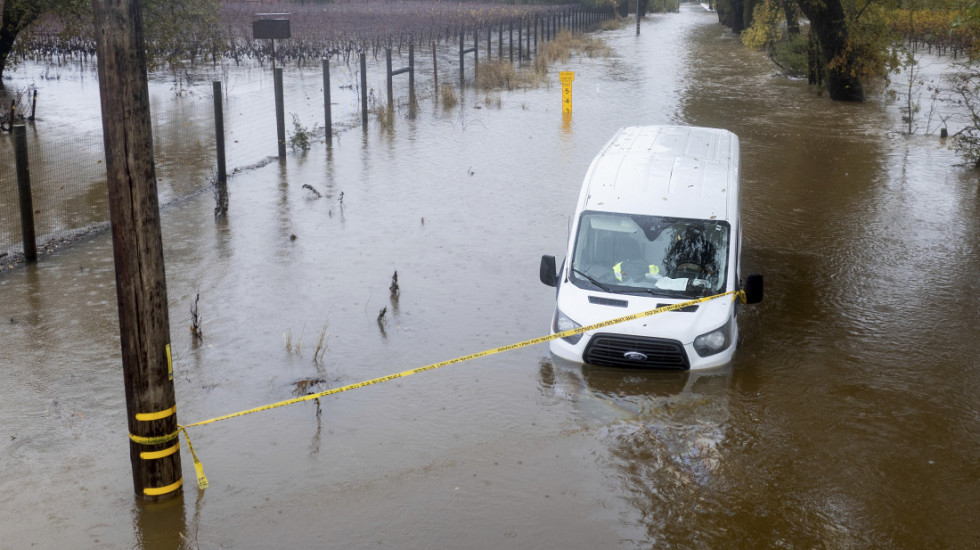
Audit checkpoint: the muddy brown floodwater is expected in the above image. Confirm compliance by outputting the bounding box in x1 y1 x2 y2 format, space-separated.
2 5 979 549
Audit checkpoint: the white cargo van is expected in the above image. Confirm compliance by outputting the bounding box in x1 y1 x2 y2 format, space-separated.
540 125 763 370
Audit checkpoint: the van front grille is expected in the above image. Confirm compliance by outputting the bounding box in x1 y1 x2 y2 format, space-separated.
583 334 689 370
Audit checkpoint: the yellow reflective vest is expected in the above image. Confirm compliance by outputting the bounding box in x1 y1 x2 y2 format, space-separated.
613 262 660 282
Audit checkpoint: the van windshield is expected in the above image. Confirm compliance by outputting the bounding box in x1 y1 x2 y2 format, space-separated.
569 211 730 298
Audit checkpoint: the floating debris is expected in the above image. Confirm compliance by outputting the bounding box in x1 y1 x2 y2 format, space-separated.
190 292 203 341
302 183 322 198
313 323 329 366
389 271 399 299
292 377 327 396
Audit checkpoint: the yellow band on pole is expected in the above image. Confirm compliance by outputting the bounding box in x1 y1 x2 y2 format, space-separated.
140 444 179 460
143 478 183 497
129 430 180 446
135 405 176 422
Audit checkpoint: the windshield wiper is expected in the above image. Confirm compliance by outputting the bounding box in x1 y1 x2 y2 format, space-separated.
571 268 613 292
620 283 710 299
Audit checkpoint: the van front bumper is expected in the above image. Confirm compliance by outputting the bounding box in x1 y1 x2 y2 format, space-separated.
549 330 735 371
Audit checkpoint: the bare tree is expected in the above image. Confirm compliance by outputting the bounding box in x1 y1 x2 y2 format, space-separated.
946 61 980 168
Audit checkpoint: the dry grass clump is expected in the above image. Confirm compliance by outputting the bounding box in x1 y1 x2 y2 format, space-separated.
372 100 393 127
484 94 502 108
469 31 612 93
440 83 458 108
535 30 612 72
476 60 516 90
598 17 628 31
436 30 615 100
476 60 548 90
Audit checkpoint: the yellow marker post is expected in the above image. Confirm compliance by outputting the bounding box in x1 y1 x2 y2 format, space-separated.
560 71 574 114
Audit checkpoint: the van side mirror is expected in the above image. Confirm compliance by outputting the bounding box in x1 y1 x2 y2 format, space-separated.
540 255 558 287
743 273 763 304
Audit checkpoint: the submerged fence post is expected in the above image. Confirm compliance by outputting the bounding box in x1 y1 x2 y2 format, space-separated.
431 42 439 95
525 18 531 58
459 30 477 86
385 46 415 115
636 0 641 36
360 52 368 128
274 67 286 158
386 48 394 110
322 57 332 140
29 90 37 121
212 81 228 215
13 125 37 263
212 82 227 185
459 31 464 86
408 43 415 99
534 16 538 55
498 23 503 59
518 20 523 60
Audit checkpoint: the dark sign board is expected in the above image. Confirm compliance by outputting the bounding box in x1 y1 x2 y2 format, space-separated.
252 19 291 40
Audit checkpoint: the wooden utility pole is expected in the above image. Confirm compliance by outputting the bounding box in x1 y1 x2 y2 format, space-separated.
92 0 182 500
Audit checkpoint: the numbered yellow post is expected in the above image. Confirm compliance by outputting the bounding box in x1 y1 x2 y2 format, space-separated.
560 71 574 114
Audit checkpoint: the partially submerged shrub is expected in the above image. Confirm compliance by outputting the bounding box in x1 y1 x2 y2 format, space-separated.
771 33 809 77
289 114 320 151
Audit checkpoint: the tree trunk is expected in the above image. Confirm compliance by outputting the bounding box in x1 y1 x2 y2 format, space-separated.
0 26 16 85
780 0 800 35
796 0 864 101
717 0 745 34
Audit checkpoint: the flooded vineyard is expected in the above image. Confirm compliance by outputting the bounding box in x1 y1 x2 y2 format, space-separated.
1 4 978 549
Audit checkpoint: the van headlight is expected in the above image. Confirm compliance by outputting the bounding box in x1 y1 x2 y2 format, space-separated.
553 309 583 344
693 319 732 357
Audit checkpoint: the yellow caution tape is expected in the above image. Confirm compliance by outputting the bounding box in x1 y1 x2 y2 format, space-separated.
182 290 742 429
135 405 176 422
179 427 209 490
174 289 744 491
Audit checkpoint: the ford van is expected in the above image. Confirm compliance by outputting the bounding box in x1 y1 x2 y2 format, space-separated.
540 125 763 370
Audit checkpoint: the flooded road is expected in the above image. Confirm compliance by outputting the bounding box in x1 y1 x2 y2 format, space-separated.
2 5 979 548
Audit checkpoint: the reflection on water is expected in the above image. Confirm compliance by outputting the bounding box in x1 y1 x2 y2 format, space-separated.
133 494 187 550
542 358 734 546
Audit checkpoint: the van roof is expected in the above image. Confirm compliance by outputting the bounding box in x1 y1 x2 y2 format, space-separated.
579 125 739 221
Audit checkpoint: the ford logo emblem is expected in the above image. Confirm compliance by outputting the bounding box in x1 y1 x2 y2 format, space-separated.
623 351 648 362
